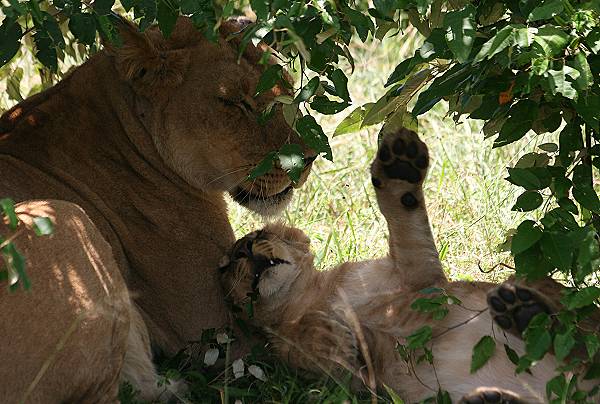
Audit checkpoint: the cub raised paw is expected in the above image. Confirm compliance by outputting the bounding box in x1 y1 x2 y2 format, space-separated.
371 127 429 209
487 282 554 335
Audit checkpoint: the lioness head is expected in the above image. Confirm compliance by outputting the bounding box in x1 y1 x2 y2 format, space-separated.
110 17 314 214
219 223 313 314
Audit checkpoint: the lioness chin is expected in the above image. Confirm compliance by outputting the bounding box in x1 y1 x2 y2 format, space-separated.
220 128 600 403
1 16 314 403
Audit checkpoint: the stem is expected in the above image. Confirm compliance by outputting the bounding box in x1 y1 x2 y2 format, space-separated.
430 0 444 29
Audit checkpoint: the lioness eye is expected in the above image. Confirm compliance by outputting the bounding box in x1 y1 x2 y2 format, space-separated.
239 100 255 115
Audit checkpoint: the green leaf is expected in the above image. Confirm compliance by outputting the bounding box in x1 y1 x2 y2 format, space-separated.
157 0 179 38
134 0 157 31
121 0 137 11
295 77 320 103
573 92 600 132
295 115 332 161
383 385 405 404
310 96 348 115
584 334 600 358
571 52 593 90
6 67 23 102
540 231 574 271
94 0 115 15
494 100 538 147
534 26 570 57
584 364 600 380
512 191 543 212
585 28 600 54
554 328 576 362
547 67 578 99
69 13 97 45
563 287 600 309
33 30 58 71
436 389 452 404
32 217 54 236
504 344 520 366
0 16 22 67
413 65 469 116
333 103 373 136
362 90 399 127
248 152 277 180
470 335 496 373
573 185 600 212
443 5 476 63
473 25 516 63
507 167 551 190
255 65 283 96
524 314 552 360
343 6 374 42
251 0 269 21
527 0 564 22
407 326 432 349
511 220 543 255
538 143 558 152
277 144 304 183
329 69 350 102
1 242 29 290
385 55 423 87
419 29 451 61
0 198 19 230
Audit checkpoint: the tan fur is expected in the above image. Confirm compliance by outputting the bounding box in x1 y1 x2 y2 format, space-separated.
221 129 598 403
0 17 312 402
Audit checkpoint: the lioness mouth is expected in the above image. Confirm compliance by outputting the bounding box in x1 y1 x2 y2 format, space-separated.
230 185 293 207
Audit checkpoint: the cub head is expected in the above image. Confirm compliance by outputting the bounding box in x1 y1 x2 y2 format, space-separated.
219 223 313 317
109 17 314 214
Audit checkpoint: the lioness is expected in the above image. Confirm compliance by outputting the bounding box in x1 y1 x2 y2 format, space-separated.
220 128 599 403
0 17 313 402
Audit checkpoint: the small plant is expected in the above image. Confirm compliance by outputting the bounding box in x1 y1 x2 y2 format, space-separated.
0 198 54 291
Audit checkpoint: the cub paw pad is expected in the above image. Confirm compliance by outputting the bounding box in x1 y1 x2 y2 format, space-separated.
488 284 552 334
374 128 429 185
460 388 523 404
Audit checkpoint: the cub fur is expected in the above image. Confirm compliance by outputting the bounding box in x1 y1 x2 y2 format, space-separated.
220 128 599 403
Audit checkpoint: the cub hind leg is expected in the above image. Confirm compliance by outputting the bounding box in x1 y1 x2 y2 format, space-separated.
370 127 447 289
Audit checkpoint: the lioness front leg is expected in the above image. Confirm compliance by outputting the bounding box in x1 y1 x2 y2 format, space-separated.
370 128 446 289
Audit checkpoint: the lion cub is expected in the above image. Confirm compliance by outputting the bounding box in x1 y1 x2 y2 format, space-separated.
219 128 587 403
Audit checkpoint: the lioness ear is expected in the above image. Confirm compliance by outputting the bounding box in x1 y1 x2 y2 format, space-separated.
107 18 189 91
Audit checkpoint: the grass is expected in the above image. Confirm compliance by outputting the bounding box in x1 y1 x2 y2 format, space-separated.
1 24 554 404
230 27 526 284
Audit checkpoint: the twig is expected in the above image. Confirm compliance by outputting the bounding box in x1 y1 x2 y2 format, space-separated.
338 289 377 404
0 227 26 250
432 308 488 340
20 311 87 403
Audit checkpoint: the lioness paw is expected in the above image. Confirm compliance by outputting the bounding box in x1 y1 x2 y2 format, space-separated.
488 282 553 335
371 128 429 209
460 387 525 404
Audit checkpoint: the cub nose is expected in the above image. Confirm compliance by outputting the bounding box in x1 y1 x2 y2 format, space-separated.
232 237 254 259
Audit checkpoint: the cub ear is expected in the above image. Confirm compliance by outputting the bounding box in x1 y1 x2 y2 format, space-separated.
106 18 189 92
